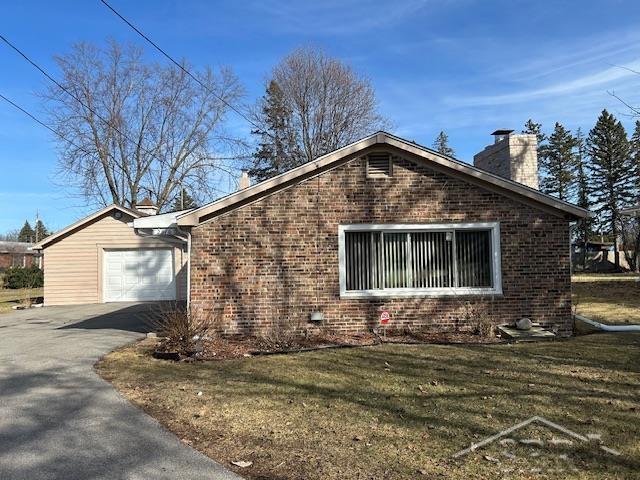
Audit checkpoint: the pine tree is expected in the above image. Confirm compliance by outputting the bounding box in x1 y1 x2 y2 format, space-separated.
621 121 640 271
522 119 546 145
539 123 577 201
523 119 547 188
18 221 35 243
630 120 640 196
587 110 635 270
249 80 302 183
432 131 455 157
171 188 198 211
34 220 49 242
574 128 593 270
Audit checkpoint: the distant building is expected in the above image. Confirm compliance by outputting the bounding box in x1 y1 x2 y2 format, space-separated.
0 241 42 271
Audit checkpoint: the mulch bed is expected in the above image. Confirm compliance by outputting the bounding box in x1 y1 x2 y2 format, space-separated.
152 329 501 362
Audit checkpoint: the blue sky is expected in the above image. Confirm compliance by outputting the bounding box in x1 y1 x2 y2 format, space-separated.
1 0 640 232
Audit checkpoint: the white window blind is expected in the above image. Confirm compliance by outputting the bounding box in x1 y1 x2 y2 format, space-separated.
339 223 501 297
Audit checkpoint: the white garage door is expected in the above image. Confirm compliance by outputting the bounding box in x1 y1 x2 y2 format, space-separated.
103 249 176 302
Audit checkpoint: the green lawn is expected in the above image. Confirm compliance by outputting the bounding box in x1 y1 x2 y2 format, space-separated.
572 273 640 325
0 287 43 314
98 333 640 480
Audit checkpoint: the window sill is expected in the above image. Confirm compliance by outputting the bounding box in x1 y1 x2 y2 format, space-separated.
340 288 503 299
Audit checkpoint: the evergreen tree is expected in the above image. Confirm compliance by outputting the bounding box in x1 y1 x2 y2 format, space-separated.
522 119 546 145
539 123 577 201
621 121 640 271
171 188 198 211
432 131 456 157
523 119 547 188
18 221 35 243
574 128 593 270
587 110 635 270
630 120 640 196
34 220 49 242
249 80 302 183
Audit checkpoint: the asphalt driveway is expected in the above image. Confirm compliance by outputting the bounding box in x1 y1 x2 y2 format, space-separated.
0 303 241 480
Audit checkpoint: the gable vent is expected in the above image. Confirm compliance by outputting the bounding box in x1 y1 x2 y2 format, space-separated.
367 152 392 178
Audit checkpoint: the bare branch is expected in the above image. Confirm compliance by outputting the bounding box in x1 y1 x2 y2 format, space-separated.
42 40 244 211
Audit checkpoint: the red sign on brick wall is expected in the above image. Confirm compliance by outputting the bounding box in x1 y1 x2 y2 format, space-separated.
380 310 390 325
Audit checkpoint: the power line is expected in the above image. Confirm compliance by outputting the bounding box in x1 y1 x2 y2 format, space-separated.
0 92 232 198
0 92 84 151
99 0 268 137
0 33 244 174
0 91 135 193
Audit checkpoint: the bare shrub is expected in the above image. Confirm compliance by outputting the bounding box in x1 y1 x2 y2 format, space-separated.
149 305 217 355
462 301 495 338
261 318 300 350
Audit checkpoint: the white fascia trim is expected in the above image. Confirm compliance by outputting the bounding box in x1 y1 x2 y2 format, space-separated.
133 209 194 229
338 222 502 298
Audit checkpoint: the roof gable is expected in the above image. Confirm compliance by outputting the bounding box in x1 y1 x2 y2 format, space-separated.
33 204 141 250
177 132 589 226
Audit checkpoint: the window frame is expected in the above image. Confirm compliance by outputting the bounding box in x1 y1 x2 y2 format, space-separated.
338 222 502 298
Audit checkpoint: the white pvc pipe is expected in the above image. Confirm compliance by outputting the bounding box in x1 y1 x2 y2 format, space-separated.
575 314 640 332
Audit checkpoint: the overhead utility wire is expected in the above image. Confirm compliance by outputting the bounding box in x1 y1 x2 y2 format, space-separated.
0 33 242 174
99 0 269 138
0 92 233 197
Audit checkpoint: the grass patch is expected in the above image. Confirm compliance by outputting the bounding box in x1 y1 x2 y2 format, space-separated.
0 287 43 314
572 274 640 325
98 334 640 479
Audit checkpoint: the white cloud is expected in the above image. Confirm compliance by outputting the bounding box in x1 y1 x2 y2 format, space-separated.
251 0 436 35
448 60 640 107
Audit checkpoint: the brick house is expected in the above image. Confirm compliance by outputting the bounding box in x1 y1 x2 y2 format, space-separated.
34 130 588 335
176 131 588 336
0 241 41 272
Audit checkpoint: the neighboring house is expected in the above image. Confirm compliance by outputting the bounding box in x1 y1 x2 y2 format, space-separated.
0 241 41 272
33 201 189 305
35 131 589 335
572 240 613 254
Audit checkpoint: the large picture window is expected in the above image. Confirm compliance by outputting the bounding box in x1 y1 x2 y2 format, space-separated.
339 223 501 297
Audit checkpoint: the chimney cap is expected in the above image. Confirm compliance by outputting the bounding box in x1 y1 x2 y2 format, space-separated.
491 129 514 136
136 197 156 207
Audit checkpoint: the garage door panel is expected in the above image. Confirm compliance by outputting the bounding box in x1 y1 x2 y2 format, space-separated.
103 249 176 302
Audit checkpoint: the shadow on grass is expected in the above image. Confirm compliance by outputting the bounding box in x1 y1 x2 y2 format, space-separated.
111 332 640 478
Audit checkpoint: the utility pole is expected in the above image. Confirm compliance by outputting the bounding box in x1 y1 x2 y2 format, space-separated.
35 209 40 243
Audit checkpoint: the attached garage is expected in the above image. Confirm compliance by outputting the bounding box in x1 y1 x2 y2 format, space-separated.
34 204 187 306
103 248 176 302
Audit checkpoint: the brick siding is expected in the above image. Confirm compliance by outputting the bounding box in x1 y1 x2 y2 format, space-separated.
0 252 36 272
190 152 572 336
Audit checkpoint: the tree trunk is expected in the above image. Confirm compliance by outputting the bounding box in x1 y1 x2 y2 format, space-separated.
612 215 620 271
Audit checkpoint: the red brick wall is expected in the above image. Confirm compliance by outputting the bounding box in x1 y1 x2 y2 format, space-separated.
0 252 36 271
190 153 572 336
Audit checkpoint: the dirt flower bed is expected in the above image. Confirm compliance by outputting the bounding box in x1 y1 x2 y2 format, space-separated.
152 329 501 361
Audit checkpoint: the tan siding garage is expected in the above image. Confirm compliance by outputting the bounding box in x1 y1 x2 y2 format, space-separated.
38 206 187 306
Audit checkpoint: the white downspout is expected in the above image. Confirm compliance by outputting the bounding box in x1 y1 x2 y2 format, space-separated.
176 226 191 311
186 229 191 311
575 314 640 332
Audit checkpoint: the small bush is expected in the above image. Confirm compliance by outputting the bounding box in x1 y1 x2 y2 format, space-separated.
462 301 495 338
3 265 43 289
149 306 217 355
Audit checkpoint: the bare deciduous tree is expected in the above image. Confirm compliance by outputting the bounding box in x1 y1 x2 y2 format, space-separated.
43 40 244 211
270 47 389 164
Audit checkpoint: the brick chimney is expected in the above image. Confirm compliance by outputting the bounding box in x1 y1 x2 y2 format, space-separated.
135 198 158 215
238 171 251 190
473 130 539 189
